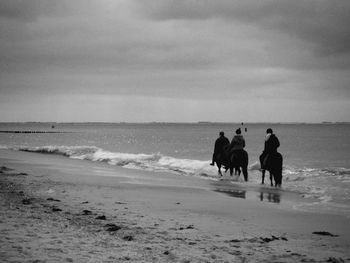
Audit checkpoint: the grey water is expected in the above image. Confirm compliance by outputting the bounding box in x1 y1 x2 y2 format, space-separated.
0 122 349 216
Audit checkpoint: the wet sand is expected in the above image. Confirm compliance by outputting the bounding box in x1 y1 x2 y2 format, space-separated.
1 149 349 262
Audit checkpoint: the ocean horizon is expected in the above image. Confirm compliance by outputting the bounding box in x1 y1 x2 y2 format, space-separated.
1 122 349 217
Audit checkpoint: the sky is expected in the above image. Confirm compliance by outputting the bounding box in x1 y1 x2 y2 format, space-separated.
0 0 350 123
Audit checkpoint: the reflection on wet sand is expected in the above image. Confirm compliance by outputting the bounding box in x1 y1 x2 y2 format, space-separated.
214 188 281 204
215 189 246 199
259 192 281 203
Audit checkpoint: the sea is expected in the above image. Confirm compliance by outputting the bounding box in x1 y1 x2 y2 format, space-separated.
0 122 349 216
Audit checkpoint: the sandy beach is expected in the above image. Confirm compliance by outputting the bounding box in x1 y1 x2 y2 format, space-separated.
1 149 349 263
2 0 350 261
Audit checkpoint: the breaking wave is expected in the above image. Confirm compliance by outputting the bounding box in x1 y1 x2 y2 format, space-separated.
6 145 350 182
3 145 350 209
14 145 218 178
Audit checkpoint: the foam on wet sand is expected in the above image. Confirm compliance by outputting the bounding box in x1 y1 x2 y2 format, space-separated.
0 149 349 262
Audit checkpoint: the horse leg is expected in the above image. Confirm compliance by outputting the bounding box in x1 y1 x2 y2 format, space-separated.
229 166 233 176
261 169 265 184
272 171 282 187
275 177 279 187
269 172 274 187
235 167 241 176
242 166 248 182
217 164 223 176
276 172 282 187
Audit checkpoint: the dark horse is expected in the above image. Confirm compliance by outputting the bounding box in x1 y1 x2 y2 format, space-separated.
260 152 283 187
215 149 249 181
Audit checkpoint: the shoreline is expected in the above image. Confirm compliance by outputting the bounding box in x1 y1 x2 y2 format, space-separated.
1 149 349 262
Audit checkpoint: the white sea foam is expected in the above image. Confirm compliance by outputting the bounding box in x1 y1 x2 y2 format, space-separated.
1 122 349 216
249 161 260 171
15 145 218 178
7 144 350 210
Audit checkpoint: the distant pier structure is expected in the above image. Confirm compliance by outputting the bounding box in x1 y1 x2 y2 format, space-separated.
0 130 67 134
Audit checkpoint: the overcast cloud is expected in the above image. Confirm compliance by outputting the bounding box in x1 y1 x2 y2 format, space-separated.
0 0 349 122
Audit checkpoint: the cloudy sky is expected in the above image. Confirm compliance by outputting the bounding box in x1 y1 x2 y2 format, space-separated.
1 0 349 122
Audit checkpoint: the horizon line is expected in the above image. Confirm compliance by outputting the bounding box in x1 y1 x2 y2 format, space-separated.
0 121 349 125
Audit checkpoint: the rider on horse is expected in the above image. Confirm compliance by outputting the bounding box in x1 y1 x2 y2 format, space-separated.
229 128 245 153
228 128 248 180
260 128 281 185
210 131 230 166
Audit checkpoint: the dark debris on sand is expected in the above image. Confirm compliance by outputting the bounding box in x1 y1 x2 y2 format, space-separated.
1 166 28 176
327 257 345 263
47 197 61 202
82 209 93 215
104 223 122 232
22 198 34 205
0 166 13 172
226 235 288 244
52 206 62 212
312 231 339 237
123 235 134 241
260 235 288 243
179 225 194 230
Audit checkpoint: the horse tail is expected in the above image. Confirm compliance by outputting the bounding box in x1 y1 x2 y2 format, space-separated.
274 152 283 186
275 152 283 173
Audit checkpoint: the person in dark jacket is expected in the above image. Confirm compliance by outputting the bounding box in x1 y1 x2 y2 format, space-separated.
210 131 230 166
263 128 280 154
229 128 246 153
227 128 248 177
260 128 280 183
